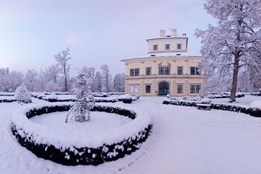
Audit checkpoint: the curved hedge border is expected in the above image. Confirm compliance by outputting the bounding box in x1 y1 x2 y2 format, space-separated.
10 104 152 166
0 99 16 103
32 95 118 103
163 100 261 117
41 98 118 103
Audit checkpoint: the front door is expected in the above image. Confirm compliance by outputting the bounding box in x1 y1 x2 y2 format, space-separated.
158 81 169 95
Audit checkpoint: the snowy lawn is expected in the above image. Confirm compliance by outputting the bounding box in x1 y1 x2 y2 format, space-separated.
1 96 261 173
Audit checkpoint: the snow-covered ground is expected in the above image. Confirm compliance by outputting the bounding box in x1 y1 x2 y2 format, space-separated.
1 95 261 173
31 111 131 133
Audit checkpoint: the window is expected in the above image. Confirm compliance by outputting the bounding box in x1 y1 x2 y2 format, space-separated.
177 84 183 94
159 66 170 75
129 85 139 94
146 67 151 76
145 85 151 93
165 44 170 50
190 85 201 94
130 68 139 76
153 45 158 51
177 44 182 50
177 66 183 75
190 67 200 75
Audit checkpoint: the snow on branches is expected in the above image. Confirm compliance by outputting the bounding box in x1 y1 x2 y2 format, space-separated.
196 0 261 102
65 73 95 123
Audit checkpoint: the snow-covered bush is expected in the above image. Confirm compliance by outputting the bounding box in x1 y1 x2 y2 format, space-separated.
14 83 32 103
43 92 58 102
200 98 212 104
66 73 95 123
250 100 261 110
119 94 132 103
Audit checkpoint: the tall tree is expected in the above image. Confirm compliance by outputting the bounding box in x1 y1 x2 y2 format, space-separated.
101 64 112 92
93 71 102 92
54 48 71 92
196 0 261 102
113 73 125 92
45 64 60 92
81 66 96 91
0 69 23 92
24 69 39 92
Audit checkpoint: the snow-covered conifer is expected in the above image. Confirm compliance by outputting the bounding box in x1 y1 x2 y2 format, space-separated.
14 83 32 103
65 73 95 123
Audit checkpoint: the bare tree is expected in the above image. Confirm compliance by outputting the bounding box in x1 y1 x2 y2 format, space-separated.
0 69 23 92
101 64 112 92
196 0 261 102
54 48 71 92
93 71 102 92
24 69 39 92
81 66 96 91
113 73 125 92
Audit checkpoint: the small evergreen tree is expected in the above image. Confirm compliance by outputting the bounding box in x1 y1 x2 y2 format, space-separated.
65 73 95 123
14 83 32 103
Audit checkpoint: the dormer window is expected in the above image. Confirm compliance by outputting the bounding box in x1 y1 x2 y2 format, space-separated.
165 44 170 50
153 45 158 51
177 44 182 50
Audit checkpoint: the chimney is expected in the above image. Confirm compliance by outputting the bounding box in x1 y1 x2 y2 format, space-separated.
172 29 177 37
160 29 165 37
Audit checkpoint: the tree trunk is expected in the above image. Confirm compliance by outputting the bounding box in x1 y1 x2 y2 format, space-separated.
64 65 68 92
230 54 240 102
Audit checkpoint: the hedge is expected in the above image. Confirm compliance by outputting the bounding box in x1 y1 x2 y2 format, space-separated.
163 100 261 117
10 104 152 166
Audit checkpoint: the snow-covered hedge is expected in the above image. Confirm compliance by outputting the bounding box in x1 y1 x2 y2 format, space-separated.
40 98 119 103
10 104 152 166
207 92 245 99
250 100 261 110
163 100 261 117
0 92 14 96
32 94 140 104
251 92 261 96
0 99 16 103
117 95 140 104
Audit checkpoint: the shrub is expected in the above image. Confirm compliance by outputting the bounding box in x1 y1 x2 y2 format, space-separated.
14 84 32 103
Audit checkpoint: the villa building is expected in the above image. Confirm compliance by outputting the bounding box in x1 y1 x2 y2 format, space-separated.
121 29 204 96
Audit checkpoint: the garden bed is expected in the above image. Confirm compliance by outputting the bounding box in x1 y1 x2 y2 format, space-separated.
10 104 152 166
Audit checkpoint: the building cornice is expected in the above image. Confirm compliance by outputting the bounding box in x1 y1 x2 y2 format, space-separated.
121 55 202 63
146 37 188 42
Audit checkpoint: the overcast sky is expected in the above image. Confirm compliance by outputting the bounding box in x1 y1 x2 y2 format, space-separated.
0 0 215 76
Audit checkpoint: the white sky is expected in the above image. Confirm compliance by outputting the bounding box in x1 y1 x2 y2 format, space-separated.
0 0 215 75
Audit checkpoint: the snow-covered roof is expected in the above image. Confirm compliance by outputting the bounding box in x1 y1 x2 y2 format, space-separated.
141 52 201 57
122 52 202 61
